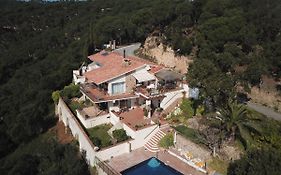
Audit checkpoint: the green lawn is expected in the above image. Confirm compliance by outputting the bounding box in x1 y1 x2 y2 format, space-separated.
87 124 112 148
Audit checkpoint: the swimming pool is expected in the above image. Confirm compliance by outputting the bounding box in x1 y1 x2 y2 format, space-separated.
121 157 183 175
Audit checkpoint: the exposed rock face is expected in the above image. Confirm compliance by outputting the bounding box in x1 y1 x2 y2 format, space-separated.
138 36 193 74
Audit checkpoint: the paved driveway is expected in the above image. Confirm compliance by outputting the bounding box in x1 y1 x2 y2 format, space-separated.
247 102 281 121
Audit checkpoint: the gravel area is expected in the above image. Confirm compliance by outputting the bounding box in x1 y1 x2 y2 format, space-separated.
175 134 211 162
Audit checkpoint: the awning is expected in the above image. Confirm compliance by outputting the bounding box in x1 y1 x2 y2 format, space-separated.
155 69 183 81
133 71 156 82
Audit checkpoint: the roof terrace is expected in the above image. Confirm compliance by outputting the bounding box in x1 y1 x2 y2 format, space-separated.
80 84 138 103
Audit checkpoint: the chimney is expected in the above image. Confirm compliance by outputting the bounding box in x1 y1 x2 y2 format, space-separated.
109 40 112 49
122 49 131 66
113 40 116 49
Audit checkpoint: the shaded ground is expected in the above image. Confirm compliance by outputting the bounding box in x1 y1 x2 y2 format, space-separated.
49 121 73 144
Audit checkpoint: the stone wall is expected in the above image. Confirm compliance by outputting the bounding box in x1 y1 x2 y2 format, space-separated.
125 74 136 93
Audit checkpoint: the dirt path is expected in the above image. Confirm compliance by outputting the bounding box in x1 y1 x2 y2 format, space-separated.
247 102 281 121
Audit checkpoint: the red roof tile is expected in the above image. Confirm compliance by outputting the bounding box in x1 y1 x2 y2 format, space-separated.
84 52 149 85
115 107 153 131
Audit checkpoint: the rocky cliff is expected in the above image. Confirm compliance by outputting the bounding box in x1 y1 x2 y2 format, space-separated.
137 36 194 74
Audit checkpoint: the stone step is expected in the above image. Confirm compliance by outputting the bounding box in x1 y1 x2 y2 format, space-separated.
144 130 166 153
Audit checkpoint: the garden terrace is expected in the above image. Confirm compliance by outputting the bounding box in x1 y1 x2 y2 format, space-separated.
87 124 113 148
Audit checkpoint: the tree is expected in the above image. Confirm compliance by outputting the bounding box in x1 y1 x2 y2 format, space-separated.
187 59 235 108
7 154 39 175
228 148 281 175
219 100 261 148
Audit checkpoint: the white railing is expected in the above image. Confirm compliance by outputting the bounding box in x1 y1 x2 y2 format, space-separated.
167 150 207 174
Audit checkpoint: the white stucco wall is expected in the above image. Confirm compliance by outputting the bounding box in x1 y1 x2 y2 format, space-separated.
160 89 184 110
108 101 120 112
135 124 158 139
96 142 130 161
76 110 111 128
109 111 121 125
73 70 86 85
58 98 97 166
57 97 161 169
107 75 126 95
130 125 159 150
123 124 136 139
58 98 131 166
106 66 148 95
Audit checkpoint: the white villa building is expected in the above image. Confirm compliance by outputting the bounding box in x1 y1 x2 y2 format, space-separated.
56 49 202 175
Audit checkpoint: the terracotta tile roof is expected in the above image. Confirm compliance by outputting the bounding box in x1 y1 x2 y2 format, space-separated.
84 52 149 85
114 107 153 131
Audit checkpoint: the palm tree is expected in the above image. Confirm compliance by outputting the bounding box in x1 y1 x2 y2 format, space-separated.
219 100 261 148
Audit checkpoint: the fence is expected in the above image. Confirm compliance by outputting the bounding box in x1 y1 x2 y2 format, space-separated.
95 157 121 175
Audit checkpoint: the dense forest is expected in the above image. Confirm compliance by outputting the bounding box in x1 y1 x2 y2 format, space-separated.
0 0 280 174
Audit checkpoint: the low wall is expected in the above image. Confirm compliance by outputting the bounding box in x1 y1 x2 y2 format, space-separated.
57 97 161 169
58 98 97 166
160 84 190 110
135 124 158 140
76 110 110 128
161 90 184 110
123 123 136 139
109 111 120 125
130 125 159 150
97 142 130 161
58 98 132 166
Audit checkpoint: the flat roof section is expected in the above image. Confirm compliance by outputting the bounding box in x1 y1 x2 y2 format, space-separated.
78 106 108 119
80 84 138 103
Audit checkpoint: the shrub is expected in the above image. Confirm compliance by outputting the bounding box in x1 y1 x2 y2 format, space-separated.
180 98 194 118
113 129 128 142
61 83 81 99
91 137 101 147
159 133 174 149
52 90 60 104
69 101 84 113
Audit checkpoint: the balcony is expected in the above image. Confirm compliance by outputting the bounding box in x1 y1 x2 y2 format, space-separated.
80 84 138 103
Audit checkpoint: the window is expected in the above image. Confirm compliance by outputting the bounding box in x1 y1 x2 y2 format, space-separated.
112 82 125 95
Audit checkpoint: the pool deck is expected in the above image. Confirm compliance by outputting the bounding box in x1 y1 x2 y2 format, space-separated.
106 147 206 175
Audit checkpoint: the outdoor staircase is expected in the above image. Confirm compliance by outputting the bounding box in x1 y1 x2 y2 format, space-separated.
144 130 166 153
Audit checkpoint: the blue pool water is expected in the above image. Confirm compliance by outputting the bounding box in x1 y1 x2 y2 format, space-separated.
121 157 183 175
